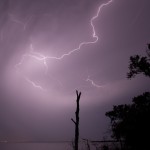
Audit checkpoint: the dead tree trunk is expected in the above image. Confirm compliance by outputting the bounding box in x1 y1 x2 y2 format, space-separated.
71 90 81 150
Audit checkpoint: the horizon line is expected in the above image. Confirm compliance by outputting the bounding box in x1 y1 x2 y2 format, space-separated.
0 140 120 143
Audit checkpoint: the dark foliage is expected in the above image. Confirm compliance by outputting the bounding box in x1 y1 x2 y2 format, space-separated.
127 44 150 78
106 43 150 150
106 92 150 150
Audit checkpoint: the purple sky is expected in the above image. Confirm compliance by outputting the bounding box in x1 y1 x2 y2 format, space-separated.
0 0 150 141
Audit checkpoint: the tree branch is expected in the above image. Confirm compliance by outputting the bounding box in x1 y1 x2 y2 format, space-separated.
71 118 76 124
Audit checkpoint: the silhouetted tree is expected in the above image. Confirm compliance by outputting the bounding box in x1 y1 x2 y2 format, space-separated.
106 43 150 150
127 44 150 78
71 90 81 150
106 92 150 150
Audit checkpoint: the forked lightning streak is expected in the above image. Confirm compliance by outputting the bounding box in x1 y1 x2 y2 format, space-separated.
15 0 114 90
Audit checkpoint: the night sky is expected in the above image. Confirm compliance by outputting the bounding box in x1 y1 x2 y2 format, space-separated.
0 0 150 141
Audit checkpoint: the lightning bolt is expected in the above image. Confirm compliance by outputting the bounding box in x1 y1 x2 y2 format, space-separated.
25 77 46 91
15 45 48 91
86 76 103 88
9 14 33 30
15 0 114 90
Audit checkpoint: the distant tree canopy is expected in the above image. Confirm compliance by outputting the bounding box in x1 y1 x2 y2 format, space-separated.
127 44 150 78
106 44 150 150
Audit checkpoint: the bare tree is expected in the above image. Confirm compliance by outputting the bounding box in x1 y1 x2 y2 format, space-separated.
71 90 81 150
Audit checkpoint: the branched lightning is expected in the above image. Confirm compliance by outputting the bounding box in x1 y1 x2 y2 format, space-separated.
9 14 33 30
86 76 103 88
15 0 113 90
25 77 46 91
